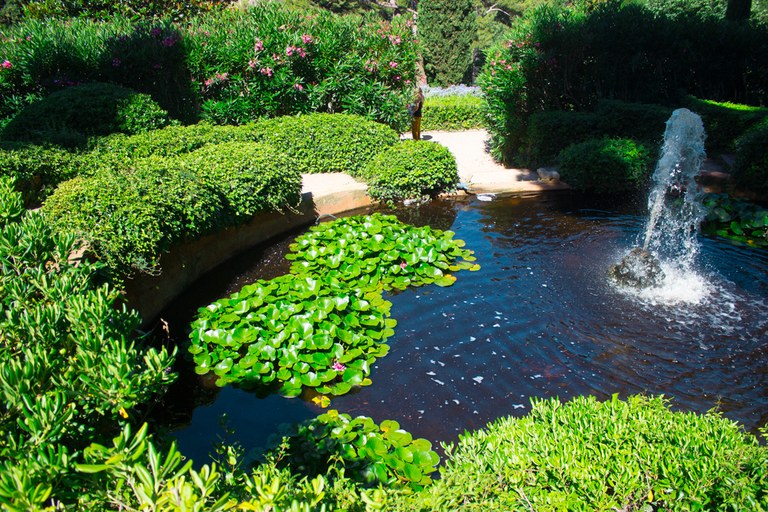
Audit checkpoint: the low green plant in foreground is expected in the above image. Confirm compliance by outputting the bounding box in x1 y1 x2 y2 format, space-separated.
189 213 478 400
701 193 768 247
397 395 768 511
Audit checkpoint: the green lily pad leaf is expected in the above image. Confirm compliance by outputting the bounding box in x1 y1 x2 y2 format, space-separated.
403 463 423 483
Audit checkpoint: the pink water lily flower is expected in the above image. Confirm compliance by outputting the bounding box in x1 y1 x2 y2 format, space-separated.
332 361 346 372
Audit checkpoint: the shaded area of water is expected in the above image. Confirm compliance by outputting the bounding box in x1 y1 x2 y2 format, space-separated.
156 193 768 463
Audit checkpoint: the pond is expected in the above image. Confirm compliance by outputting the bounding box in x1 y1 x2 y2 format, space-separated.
155 192 768 464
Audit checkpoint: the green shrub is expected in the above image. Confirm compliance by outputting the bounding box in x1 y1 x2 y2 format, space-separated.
1 83 173 147
526 110 599 165
733 117 768 195
0 177 176 509
362 140 459 202
417 0 477 85
557 137 653 194
682 96 768 152
421 94 484 131
0 142 84 206
701 193 768 247
42 142 301 276
595 99 673 143
394 395 768 511
258 113 400 176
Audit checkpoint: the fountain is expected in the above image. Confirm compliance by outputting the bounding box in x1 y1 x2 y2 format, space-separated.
608 108 707 289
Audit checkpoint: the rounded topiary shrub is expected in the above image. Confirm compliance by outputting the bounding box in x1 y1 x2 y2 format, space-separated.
362 140 459 202
257 113 399 176
1 83 173 147
396 395 768 511
733 118 768 196
557 137 653 194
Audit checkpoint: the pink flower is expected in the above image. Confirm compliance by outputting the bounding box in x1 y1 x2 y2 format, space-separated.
204 78 214 87
388 34 401 45
389 61 397 68
254 39 263 52
150 27 161 37
248 58 258 69
216 72 229 81
111 58 121 67
1 60 11 69
297 47 307 58
294 83 304 91
260 67 273 77
162 36 176 47
301 33 313 44
332 361 346 372
285 45 294 56
400 261 407 269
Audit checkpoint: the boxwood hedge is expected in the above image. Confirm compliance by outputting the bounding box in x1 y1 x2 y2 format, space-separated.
361 140 459 202
421 95 484 131
733 118 768 196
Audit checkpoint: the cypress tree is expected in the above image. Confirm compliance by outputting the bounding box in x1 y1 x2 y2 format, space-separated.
418 0 477 85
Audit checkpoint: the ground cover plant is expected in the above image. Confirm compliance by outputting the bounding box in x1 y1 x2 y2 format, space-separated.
395 395 768 511
189 213 479 400
0 177 176 509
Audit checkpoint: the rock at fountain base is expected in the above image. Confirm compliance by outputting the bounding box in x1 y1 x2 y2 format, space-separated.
608 248 666 288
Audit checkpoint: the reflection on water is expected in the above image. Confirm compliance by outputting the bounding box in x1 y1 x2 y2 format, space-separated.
156 193 768 464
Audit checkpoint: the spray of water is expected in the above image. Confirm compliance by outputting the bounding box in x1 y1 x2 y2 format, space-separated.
641 108 707 267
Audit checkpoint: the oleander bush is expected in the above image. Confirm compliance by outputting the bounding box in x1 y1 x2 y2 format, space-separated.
362 140 459 202
421 94 484 131
256 113 400 176
732 118 768 196
0 177 176 509
557 137 654 194
42 141 301 276
0 3 418 128
682 96 768 152
701 193 768 247
1 82 173 147
392 395 768 511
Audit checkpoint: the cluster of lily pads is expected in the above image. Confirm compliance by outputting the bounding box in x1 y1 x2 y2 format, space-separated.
189 213 479 400
286 409 441 489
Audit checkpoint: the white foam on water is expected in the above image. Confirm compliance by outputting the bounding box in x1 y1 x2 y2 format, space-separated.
621 261 713 305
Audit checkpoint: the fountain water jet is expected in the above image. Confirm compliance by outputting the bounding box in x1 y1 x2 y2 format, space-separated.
609 108 707 289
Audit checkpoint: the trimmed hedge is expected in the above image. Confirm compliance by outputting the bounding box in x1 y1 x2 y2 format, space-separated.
393 395 768 511
733 118 768 196
362 140 459 202
256 113 400 176
682 96 768 152
1 83 173 148
0 142 83 207
557 137 654 194
421 94 484 131
42 142 301 276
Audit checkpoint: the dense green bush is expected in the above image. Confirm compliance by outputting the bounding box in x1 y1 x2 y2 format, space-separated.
1 82 173 147
733 117 768 195
526 110 599 165
479 1 768 164
417 0 477 86
682 95 768 152
393 395 768 511
595 99 672 143
362 140 459 202
0 3 418 128
557 137 653 194
0 142 84 206
0 177 176 509
421 94 484 131
42 141 301 276
256 113 400 176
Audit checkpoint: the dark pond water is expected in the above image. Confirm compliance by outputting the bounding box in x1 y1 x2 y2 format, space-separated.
154 192 768 464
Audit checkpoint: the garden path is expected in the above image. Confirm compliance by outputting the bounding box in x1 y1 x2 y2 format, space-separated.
301 129 569 208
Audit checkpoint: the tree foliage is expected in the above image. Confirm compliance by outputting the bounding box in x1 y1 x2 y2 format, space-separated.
417 0 477 85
